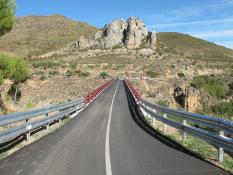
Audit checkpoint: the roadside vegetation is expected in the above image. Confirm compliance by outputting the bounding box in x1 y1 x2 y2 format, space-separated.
0 54 30 101
0 0 15 36
191 75 226 98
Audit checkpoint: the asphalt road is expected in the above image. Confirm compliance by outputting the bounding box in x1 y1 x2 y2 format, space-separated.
0 80 231 175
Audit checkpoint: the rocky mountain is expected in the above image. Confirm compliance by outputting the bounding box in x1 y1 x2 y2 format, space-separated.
70 17 156 50
0 15 98 57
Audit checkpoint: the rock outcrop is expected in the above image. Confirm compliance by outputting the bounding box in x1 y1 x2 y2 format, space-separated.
60 16 157 51
124 17 148 49
101 19 127 48
100 17 156 49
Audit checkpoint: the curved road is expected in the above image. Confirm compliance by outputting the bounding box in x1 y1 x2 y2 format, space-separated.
0 80 230 175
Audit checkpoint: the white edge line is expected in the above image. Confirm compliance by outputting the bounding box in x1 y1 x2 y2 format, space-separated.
105 81 119 175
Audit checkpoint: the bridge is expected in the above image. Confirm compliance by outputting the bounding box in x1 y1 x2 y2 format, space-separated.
0 80 232 175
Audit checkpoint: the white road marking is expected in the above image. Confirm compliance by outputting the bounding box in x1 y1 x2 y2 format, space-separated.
105 81 119 175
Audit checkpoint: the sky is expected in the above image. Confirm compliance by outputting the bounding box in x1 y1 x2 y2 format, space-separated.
16 0 233 49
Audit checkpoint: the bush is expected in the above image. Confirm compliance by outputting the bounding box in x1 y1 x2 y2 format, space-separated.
79 71 90 77
157 100 169 107
7 84 21 101
146 70 159 78
0 72 3 85
99 71 109 79
0 54 30 83
40 75 46 81
212 101 233 119
32 61 61 69
66 70 73 77
0 0 15 36
191 75 226 98
177 72 185 78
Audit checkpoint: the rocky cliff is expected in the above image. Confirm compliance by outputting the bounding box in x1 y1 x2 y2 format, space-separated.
72 17 156 50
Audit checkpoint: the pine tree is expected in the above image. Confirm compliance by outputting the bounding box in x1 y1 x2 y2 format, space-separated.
0 0 15 36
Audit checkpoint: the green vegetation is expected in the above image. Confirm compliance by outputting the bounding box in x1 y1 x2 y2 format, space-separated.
177 72 185 78
191 75 226 98
99 71 109 79
40 74 46 81
79 71 90 77
0 71 3 85
157 32 233 62
0 0 15 36
32 61 62 69
26 101 35 109
146 70 159 78
0 54 30 83
212 101 233 120
157 100 169 107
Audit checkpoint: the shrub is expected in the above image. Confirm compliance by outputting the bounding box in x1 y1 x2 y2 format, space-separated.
66 70 73 77
146 70 159 78
177 72 185 78
0 54 30 83
40 75 46 81
0 72 3 85
99 71 109 79
48 70 58 76
191 75 226 98
0 0 15 36
32 61 61 69
7 84 21 101
79 71 90 77
229 82 233 90
157 100 169 107
212 101 233 119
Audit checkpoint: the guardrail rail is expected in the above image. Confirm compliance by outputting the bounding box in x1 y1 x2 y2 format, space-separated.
0 79 113 145
124 79 233 163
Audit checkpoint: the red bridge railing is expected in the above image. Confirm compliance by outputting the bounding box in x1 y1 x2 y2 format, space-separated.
84 79 113 105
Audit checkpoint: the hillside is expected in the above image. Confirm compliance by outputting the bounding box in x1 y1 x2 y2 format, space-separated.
0 15 98 57
157 32 233 62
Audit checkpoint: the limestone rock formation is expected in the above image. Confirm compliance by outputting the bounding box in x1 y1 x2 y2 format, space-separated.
60 16 157 52
76 36 94 50
124 17 148 49
101 19 127 48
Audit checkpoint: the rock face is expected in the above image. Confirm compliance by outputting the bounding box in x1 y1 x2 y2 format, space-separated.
76 36 94 50
64 16 157 51
124 17 148 49
101 19 127 48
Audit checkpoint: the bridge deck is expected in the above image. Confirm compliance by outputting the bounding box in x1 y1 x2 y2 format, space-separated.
0 80 230 175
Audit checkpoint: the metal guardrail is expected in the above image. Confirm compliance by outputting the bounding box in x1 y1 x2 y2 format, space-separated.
124 79 233 163
0 79 113 145
0 99 85 143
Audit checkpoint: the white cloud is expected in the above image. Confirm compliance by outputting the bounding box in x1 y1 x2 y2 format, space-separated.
150 18 233 28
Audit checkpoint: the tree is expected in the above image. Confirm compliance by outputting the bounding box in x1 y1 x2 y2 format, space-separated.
0 0 15 36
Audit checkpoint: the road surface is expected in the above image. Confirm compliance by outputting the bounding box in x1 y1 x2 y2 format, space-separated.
0 80 230 175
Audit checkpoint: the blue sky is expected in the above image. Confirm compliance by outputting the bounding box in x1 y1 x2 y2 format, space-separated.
16 0 233 49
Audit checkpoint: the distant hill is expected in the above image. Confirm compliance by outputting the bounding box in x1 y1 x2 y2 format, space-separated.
157 32 233 62
0 15 98 57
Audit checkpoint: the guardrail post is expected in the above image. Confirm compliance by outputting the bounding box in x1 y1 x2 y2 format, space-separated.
46 124 50 131
218 130 224 163
182 120 187 144
163 114 167 134
26 132 30 142
152 109 157 128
